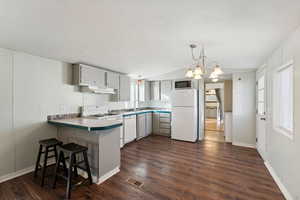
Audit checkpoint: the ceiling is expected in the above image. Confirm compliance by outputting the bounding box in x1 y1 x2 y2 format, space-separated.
1 0 300 78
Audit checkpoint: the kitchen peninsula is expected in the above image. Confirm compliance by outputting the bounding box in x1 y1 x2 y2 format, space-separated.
48 116 123 184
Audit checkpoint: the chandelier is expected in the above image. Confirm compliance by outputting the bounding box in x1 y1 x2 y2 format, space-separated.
185 44 223 82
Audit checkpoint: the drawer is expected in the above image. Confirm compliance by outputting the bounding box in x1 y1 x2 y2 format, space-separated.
160 123 171 129
160 128 171 134
159 113 170 118
160 118 171 123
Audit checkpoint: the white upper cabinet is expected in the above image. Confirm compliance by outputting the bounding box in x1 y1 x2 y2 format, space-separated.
160 80 173 101
93 67 106 89
150 81 160 101
145 81 150 102
119 75 131 101
73 64 132 101
74 64 106 88
106 71 120 89
138 80 150 102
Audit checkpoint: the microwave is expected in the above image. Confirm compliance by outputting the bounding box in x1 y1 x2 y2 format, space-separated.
174 80 194 89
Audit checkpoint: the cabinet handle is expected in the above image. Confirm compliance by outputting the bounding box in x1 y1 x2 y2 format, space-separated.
260 117 266 121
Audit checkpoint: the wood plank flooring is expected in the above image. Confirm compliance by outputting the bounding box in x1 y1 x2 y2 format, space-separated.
205 118 225 142
0 136 285 200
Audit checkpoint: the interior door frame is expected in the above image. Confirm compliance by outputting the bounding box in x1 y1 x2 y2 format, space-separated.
256 66 267 160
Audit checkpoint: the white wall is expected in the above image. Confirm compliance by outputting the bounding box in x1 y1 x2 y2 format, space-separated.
232 71 256 147
0 49 14 177
259 26 300 200
0 48 132 179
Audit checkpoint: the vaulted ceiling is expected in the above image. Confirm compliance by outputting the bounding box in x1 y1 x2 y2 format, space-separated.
1 0 300 78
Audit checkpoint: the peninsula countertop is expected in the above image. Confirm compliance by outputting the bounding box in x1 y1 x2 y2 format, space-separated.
48 117 123 131
121 109 172 117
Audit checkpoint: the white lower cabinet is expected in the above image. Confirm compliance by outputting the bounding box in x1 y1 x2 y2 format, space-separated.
146 113 152 136
124 115 137 144
153 112 160 134
137 113 146 139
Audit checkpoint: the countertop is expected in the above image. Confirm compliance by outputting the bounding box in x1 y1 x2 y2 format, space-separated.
48 117 123 131
48 108 171 131
121 109 172 117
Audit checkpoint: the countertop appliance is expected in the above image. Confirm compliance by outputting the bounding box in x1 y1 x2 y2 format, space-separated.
170 89 199 142
174 80 194 89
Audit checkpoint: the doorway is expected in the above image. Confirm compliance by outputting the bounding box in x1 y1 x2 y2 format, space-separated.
204 83 225 142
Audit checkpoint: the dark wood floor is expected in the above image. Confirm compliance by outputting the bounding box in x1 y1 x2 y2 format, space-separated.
0 136 285 200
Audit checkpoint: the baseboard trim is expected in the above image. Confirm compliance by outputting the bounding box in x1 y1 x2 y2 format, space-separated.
264 161 293 200
232 142 256 149
0 165 35 184
97 167 120 185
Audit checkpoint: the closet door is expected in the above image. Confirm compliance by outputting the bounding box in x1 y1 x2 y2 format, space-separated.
0 51 14 176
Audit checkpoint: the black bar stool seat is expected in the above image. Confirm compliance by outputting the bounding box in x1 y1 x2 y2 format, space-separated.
34 138 63 186
60 143 88 153
53 143 92 199
39 138 62 147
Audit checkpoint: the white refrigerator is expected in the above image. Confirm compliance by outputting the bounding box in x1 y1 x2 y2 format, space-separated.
171 89 199 142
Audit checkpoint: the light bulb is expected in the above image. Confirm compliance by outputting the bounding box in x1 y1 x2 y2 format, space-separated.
194 74 202 80
213 65 223 75
209 73 218 79
193 65 203 75
185 69 194 78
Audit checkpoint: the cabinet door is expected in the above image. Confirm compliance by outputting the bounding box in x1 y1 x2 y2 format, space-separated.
79 64 106 88
137 114 146 139
138 80 145 102
107 71 120 89
152 112 160 134
144 81 150 102
150 81 160 100
146 113 152 135
94 68 106 89
138 80 151 102
120 75 131 101
79 64 93 86
124 116 137 144
161 80 172 101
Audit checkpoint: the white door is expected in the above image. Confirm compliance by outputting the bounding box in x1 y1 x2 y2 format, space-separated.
171 89 197 107
256 69 267 160
171 107 197 142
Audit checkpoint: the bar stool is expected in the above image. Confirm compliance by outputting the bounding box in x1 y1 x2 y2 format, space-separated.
53 143 93 199
34 138 63 186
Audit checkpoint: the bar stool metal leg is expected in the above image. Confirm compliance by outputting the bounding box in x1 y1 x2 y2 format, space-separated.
73 155 79 177
53 151 63 189
54 146 58 163
61 152 68 177
34 145 43 178
41 146 49 186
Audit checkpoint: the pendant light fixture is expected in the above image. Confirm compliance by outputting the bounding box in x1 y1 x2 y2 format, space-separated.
185 44 223 81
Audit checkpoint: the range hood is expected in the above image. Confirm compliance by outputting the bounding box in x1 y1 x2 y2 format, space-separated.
80 85 115 94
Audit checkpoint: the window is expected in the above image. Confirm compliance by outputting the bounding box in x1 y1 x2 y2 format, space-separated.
273 61 294 139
